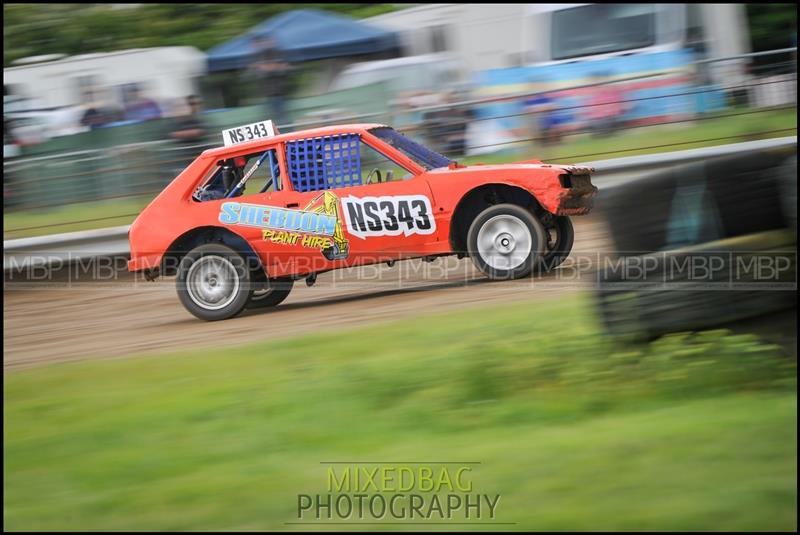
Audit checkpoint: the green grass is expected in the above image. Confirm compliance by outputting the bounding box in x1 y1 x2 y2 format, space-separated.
4 294 796 531
3 107 796 240
461 107 797 165
2 196 153 240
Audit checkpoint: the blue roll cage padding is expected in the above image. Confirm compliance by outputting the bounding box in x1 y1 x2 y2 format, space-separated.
286 133 361 193
260 151 280 193
269 151 280 188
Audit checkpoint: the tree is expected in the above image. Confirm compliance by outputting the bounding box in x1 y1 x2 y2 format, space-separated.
747 3 797 51
3 3 398 67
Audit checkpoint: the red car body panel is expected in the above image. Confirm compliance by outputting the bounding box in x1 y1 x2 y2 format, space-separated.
127 123 597 278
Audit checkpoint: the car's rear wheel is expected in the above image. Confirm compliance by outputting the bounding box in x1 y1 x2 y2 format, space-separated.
246 278 294 309
176 243 253 321
467 203 546 280
539 214 575 271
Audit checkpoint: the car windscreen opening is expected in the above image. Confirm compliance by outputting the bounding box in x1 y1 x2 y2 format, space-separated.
369 126 453 170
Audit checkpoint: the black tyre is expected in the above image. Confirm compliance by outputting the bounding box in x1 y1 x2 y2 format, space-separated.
538 214 575 271
246 278 294 309
176 243 253 321
467 203 547 280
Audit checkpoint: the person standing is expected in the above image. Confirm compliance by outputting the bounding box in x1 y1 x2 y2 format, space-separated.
247 35 292 127
169 95 208 177
586 72 625 137
80 89 119 130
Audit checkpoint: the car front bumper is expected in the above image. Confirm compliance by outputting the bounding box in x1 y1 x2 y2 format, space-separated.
551 171 598 216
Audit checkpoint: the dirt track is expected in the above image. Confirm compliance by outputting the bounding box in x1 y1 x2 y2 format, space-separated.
4 218 611 370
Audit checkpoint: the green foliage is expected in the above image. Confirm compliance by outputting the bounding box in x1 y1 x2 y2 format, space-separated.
3 3 398 67
747 3 797 51
4 294 797 530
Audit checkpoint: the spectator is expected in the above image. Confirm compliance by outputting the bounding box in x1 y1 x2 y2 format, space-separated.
585 72 625 137
4 117 20 207
437 90 474 157
124 86 162 122
4 116 19 155
524 91 568 148
247 35 292 127
170 95 208 176
80 89 118 130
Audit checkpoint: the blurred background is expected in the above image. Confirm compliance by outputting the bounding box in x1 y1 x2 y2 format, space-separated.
2 3 796 235
3 3 797 531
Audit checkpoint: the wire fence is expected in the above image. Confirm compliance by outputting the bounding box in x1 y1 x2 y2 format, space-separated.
6 126 798 235
3 47 797 236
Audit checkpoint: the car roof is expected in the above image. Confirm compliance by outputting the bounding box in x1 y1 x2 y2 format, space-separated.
201 123 388 158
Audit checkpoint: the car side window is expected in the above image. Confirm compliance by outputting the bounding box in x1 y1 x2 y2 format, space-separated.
193 148 281 202
285 133 411 193
359 140 414 184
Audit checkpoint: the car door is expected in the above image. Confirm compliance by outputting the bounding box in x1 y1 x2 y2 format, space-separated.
274 131 440 273
212 142 328 277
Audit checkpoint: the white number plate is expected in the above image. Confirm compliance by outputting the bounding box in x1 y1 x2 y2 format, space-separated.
222 120 275 146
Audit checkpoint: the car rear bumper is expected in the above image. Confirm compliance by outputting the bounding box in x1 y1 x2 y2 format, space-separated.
127 254 162 273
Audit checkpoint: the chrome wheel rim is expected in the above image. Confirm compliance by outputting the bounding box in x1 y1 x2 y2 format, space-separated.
186 255 240 310
477 214 532 271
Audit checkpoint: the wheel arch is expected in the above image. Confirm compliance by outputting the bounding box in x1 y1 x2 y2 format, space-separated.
449 183 544 254
161 226 266 280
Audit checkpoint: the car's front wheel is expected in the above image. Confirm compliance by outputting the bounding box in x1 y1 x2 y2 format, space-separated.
539 214 575 271
176 243 253 321
467 203 546 280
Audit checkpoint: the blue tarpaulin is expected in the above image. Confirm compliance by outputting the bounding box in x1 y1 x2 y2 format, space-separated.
206 9 400 72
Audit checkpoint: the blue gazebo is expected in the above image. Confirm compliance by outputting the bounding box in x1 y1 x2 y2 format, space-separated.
206 9 401 72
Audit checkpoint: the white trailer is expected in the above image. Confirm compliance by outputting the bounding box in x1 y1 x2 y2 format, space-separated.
524 4 751 85
3 46 207 111
366 4 528 72
366 4 751 76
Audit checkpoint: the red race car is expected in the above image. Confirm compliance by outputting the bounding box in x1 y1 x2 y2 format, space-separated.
128 121 597 320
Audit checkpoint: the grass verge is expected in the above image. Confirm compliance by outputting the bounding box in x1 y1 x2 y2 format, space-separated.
3 197 152 239
461 106 797 165
3 294 797 531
